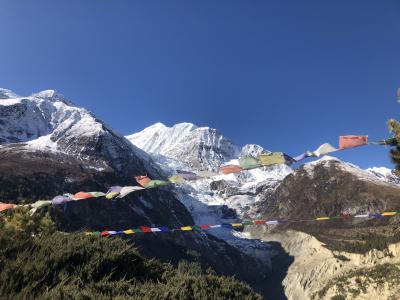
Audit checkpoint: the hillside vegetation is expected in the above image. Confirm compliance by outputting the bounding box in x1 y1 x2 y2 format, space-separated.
0 208 261 299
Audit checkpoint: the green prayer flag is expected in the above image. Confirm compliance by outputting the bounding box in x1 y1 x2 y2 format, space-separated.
239 156 261 170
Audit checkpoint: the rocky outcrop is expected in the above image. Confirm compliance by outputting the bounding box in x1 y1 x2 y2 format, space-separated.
247 229 400 300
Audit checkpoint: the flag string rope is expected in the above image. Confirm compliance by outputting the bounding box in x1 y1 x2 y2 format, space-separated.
84 209 400 237
0 135 397 214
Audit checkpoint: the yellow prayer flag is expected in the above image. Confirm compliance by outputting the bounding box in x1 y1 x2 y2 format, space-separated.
180 226 193 231
123 229 135 234
316 217 330 221
231 223 243 227
382 212 397 216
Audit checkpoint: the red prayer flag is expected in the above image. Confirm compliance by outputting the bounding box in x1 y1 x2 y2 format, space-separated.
254 220 266 225
0 203 15 212
339 135 368 150
219 165 242 175
200 225 210 229
140 226 152 233
135 176 151 187
73 192 94 200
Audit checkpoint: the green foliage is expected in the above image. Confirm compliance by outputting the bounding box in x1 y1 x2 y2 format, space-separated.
388 119 400 175
0 210 261 299
318 263 400 299
330 295 346 300
338 230 400 254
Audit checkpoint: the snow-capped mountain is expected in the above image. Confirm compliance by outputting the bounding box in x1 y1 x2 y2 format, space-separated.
126 122 240 171
0 88 160 178
366 166 400 185
127 122 293 259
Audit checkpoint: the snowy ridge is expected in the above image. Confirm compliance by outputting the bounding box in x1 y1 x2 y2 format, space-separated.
366 166 400 185
303 156 399 186
0 88 160 175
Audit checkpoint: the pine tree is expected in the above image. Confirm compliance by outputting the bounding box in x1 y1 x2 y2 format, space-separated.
388 118 400 175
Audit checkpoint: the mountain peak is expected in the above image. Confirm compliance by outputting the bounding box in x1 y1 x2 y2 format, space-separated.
127 122 239 170
0 88 20 99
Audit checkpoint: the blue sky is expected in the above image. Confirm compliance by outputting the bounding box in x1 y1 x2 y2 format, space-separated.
1 0 399 168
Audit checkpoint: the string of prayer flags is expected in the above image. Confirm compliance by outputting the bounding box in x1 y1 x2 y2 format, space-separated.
219 165 242 174
339 135 368 150
86 210 399 237
135 176 151 187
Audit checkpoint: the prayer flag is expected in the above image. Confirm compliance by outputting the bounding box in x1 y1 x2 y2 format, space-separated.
258 152 286 166
339 135 368 150
370 138 397 146
140 226 152 233
135 176 151 187
254 220 266 225
168 175 186 184
197 170 218 178
239 156 261 170
177 170 198 180
210 225 222 228
293 152 308 162
73 192 94 200
181 226 193 231
219 165 242 174
159 226 171 232
51 195 72 205
89 192 106 197
117 186 144 198
354 214 369 218
311 143 338 157
382 212 397 216
145 180 170 189
123 229 135 234
0 203 16 212
316 217 330 221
